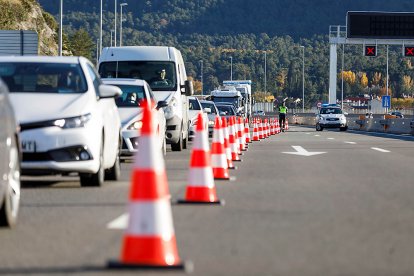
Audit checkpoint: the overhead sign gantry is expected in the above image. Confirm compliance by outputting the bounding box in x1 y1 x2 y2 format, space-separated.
328 12 414 104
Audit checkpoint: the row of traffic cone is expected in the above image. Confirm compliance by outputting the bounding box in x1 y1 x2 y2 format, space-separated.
109 104 284 271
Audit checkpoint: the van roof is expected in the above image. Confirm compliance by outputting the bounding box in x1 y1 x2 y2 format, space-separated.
100 46 180 62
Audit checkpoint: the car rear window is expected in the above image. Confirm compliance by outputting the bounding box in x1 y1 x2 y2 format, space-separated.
0 62 87 93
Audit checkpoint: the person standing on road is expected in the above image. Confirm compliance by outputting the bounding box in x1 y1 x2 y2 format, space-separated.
278 102 288 131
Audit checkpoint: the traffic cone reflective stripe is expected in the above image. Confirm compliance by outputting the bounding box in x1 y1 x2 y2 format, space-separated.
211 116 230 180
237 117 246 152
109 104 186 270
179 112 222 204
252 120 260 141
258 120 264 139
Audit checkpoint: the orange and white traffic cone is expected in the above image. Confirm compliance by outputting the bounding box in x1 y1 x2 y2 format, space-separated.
245 118 251 144
285 119 289 131
211 116 230 180
221 117 236 169
229 117 242 162
108 104 187 270
178 112 223 204
237 117 247 152
276 119 281 134
252 120 260 141
258 119 264 139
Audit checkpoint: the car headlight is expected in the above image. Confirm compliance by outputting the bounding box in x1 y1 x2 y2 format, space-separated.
208 120 215 126
53 114 91 129
164 98 178 119
127 120 143 130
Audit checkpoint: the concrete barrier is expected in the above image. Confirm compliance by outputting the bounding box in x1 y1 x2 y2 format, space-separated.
289 114 414 135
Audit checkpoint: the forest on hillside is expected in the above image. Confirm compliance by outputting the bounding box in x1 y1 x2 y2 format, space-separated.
36 0 414 108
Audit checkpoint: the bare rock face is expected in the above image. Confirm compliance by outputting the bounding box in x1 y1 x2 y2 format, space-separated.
1 0 58 56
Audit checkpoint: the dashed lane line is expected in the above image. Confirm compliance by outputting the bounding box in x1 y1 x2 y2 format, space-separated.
371 147 390 153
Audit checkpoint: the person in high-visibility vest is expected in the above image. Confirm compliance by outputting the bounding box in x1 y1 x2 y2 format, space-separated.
278 102 288 131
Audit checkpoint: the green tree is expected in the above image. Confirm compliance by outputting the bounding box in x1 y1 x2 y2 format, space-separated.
68 28 94 60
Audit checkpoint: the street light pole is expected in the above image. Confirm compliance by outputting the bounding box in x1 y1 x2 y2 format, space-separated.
264 51 267 94
120 3 128 47
230 56 233 81
99 0 102 54
300 45 305 113
58 0 63 56
114 0 117 47
200 60 204 95
386 44 390 112
341 44 344 110
110 30 114 47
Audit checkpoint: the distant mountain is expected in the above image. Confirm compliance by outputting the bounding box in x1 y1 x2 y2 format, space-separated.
38 0 414 38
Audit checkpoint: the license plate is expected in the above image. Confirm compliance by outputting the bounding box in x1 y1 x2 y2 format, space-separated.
21 140 36 152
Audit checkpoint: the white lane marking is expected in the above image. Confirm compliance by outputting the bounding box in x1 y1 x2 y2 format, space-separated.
371 147 390 153
305 133 311 135
283 146 326 157
314 135 320 137
345 141 356 144
327 138 335 140
107 213 128 229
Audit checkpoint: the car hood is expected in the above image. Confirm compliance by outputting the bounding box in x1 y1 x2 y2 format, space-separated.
9 93 92 124
118 107 143 126
152 91 174 103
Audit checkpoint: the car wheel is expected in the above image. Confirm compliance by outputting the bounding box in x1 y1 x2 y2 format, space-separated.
316 124 323 131
340 126 348 131
182 135 187 149
80 142 104 187
0 136 21 227
105 144 121 181
171 126 183 151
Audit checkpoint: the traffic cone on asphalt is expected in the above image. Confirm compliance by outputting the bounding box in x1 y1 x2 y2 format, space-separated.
245 118 251 144
211 116 230 180
229 117 242 161
238 117 247 152
258 119 264 139
252 120 260 141
285 119 289 131
178 112 223 204
276 119 281 134
221 117 236 169
108 104 187 271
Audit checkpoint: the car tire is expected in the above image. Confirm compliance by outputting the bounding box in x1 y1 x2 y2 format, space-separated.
182 135 187 149
80 142 104 187
316 124 323 131
171 125 183 151
340 126 348 131
0 136 21 227
105 145 121 181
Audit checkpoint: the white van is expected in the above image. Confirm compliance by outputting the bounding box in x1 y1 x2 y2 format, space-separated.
98 46 193 151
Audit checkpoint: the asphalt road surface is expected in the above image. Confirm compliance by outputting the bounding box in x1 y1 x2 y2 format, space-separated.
1 125 414 276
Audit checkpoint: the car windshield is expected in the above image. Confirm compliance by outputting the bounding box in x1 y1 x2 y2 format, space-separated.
201 102 217 114
320 108 342 114
99 61 176 92
213 97 239 106
0 62 87 93
111 85 145 107
217 105 235 115
189 98 202 110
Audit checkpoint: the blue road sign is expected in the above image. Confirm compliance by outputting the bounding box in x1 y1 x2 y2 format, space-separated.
382 96 391 108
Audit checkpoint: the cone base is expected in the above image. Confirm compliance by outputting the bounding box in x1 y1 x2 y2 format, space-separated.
107 260 192 273
228 166 237 170
176 199 225 205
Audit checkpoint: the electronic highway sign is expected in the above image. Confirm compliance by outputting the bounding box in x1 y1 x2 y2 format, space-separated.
347 12 414 39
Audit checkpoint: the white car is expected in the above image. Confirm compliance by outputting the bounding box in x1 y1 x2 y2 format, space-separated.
188 97 209 140
316 106 348 131
0 80 20 227
0 56 122 187
102 78 167 156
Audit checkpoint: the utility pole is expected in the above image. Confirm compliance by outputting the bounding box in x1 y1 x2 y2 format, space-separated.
120 3 128 46
59 0 63 56
114 0 117 47
200 60 204 95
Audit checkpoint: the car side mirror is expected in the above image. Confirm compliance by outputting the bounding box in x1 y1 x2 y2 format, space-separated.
156 100 168 110
203 107 211 114
183 80 194 96
99 84 122 99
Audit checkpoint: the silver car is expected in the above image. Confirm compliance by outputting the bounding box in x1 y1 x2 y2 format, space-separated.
0 79 21 227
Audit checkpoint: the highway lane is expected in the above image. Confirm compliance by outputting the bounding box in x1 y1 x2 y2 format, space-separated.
0 125 414 275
